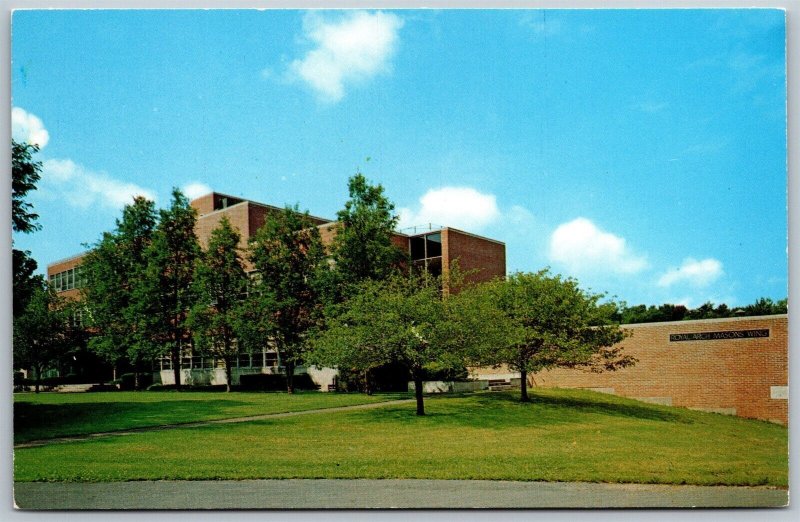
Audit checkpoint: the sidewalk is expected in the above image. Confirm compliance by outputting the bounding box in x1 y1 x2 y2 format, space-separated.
13 479 789 509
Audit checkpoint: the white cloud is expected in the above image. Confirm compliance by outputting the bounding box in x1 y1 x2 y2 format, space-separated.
548 218 648 275
42 158 156 210
657 258 724 288
12 107 50 148
398 187 501 232
289 11 403 102
182 182 212 200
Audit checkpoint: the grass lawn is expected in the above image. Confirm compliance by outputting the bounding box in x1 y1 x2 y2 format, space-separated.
14 389 787 486
13 390 408 443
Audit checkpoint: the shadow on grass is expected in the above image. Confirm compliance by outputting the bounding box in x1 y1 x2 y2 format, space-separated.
14 400 250 443
351 390 686 429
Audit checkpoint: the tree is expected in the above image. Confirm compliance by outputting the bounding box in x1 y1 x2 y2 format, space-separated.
311 270 498 415
244 205 327 393
329 172 406 295
12 140 42 234
478 270 636 403
13 285 72 393
188 217 248 392
11 140 44 317
140 189 201 389
81 196 159 387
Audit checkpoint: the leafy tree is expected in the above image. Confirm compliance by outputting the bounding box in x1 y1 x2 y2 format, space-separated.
329 172 406 296
478 270 635 403
742 297 787 316
244 206 327 393
140 189 201 389
12 140 42 234
13 249 43 318
81 196 159 387
311 270 499 415
13 285 72 392
11 140 44 317
188 217 248 392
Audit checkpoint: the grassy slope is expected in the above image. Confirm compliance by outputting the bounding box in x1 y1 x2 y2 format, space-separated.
13 391 408 443
14 389 787 486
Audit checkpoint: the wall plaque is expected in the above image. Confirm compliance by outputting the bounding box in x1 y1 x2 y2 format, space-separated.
669 329 770 342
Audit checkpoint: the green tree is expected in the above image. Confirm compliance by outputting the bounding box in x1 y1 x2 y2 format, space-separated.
478 270 635 403
741 297 787 316
188 217 248 392
13 285 72 393
312 270 498 415
11 140 44 317
140 189 201 389
244 206 327 393
81 197 159 387
12 140 42 234
329 172 406 295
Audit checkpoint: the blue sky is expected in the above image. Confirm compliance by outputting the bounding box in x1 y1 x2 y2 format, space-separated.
11 9 786 308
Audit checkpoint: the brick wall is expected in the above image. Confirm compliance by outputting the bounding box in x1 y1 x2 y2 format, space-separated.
529 315 788 424
443 228 506 284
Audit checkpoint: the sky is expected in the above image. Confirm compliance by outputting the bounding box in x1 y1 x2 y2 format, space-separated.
11 9 787 308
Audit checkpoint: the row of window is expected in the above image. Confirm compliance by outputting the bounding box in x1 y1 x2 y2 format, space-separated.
159 352 280 370
49 266 85 292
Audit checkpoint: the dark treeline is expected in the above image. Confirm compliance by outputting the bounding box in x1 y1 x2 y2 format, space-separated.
616 297 787 325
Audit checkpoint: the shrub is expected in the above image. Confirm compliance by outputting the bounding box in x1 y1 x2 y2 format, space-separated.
239 373 318 391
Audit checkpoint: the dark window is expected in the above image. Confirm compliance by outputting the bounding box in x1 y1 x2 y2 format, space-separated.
426 233 442 258
410 236 425 260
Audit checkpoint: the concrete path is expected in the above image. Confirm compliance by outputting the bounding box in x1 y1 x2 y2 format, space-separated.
13 479 788 509
14 398 417 449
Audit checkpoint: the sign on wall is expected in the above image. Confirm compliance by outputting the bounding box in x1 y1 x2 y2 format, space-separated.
669 329 770 342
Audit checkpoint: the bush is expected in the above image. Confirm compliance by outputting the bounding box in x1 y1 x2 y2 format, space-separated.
239 373 318 391
118 372 154 391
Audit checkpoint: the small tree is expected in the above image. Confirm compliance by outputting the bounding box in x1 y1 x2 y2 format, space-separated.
140 189 201 389
244 205 327 393
13 285 72 393
312 270 496 415
188 217 248 392
82 196 159 387
329 172 406 295
479 270 636 403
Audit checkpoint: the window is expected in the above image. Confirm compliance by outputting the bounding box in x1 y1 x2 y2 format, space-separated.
425 233 442 258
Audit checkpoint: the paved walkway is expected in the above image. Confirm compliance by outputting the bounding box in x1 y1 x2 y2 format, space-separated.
14 398 417 449
13 479 788 509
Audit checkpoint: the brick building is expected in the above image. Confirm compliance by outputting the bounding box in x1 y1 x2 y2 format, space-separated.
471 314 789 424
46 191 507 387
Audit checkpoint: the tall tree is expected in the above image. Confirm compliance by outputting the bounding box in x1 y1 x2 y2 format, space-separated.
478 270 636 403
13 284 72 393
188 217 248 392
11 140 44 317
311 270 498 415
329 172 406 294
244 205 327 393
140 189 201 390
81 196 159 387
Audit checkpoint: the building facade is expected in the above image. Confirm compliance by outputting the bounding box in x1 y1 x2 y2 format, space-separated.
471 314 789 424
46 192 507 388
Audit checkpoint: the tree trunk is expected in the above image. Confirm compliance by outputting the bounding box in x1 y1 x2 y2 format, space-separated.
413 371 425 416
285 361 295 394
364 368 372 395
172 341 182 391
224 356 232 393
34 367 41 394
520 368 530 402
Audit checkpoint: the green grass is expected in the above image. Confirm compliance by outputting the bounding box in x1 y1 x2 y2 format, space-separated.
14 389 787 486
13 390 408 443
